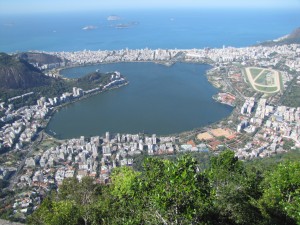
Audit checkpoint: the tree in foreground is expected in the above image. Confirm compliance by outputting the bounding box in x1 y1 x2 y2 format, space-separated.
259 161 300 225
27 150 300 225
27 198 80 225
136 155 212 224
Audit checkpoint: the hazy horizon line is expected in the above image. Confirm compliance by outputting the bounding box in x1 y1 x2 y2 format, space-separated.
1 6 300 16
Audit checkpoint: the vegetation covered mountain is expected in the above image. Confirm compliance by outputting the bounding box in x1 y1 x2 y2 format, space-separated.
259 27 300 46
77 71 112 87
0 53 53 90
0 54 120 109
16 52 65 66
27 150 300 225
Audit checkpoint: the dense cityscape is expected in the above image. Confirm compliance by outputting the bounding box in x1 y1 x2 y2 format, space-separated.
0 43 300 222
1 0 300 222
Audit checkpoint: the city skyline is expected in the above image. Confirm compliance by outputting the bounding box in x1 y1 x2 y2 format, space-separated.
1 0 300 14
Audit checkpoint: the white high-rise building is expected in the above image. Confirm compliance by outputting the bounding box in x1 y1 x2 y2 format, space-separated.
105 132 110 142
152 134 156 145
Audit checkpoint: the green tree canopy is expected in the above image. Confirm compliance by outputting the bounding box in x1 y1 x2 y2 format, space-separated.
27 151 300 225
259 161 300 225
27 198 80 225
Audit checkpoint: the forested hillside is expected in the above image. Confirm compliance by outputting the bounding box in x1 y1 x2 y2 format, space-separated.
0 53 53 90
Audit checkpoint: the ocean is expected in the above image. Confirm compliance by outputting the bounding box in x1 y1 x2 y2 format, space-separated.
1 9 300 138
0 9 300 52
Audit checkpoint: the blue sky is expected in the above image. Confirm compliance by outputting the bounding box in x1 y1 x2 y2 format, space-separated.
1 0 300 14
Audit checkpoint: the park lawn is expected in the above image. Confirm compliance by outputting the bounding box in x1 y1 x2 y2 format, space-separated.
255 70 272 85
281 84 300 107
255 85 278 93
249 68 263 79
34 138 62 153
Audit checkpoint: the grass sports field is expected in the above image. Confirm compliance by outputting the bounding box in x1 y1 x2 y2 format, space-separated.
245 67 282 94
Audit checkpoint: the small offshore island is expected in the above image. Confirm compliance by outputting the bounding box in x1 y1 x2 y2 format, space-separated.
1 36 300 221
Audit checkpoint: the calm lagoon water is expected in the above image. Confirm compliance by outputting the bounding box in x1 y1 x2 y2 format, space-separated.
3 9 298 138
46 62 233 138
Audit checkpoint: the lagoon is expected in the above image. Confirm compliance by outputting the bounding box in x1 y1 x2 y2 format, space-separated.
46 62 233 139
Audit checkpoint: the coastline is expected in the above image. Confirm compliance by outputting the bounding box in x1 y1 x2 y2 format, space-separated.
57 60 209 76
45 59 232 140
37 47 240 140
7 43 298 143
1 45 299 209
44 81 129 139
1 10 300 221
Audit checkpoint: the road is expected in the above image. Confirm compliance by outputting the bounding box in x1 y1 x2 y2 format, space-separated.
224 67 245 100
8 131 45 190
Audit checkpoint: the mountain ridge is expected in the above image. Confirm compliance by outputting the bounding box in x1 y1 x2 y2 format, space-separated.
259 27 300 46
0 53 53 90
16 52 65 66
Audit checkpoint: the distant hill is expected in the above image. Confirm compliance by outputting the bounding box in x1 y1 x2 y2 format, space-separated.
16 52 65 66
77 71 111 84
0 53 125 108
0 53 53 90
259 27 300 46
288 27 300 40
